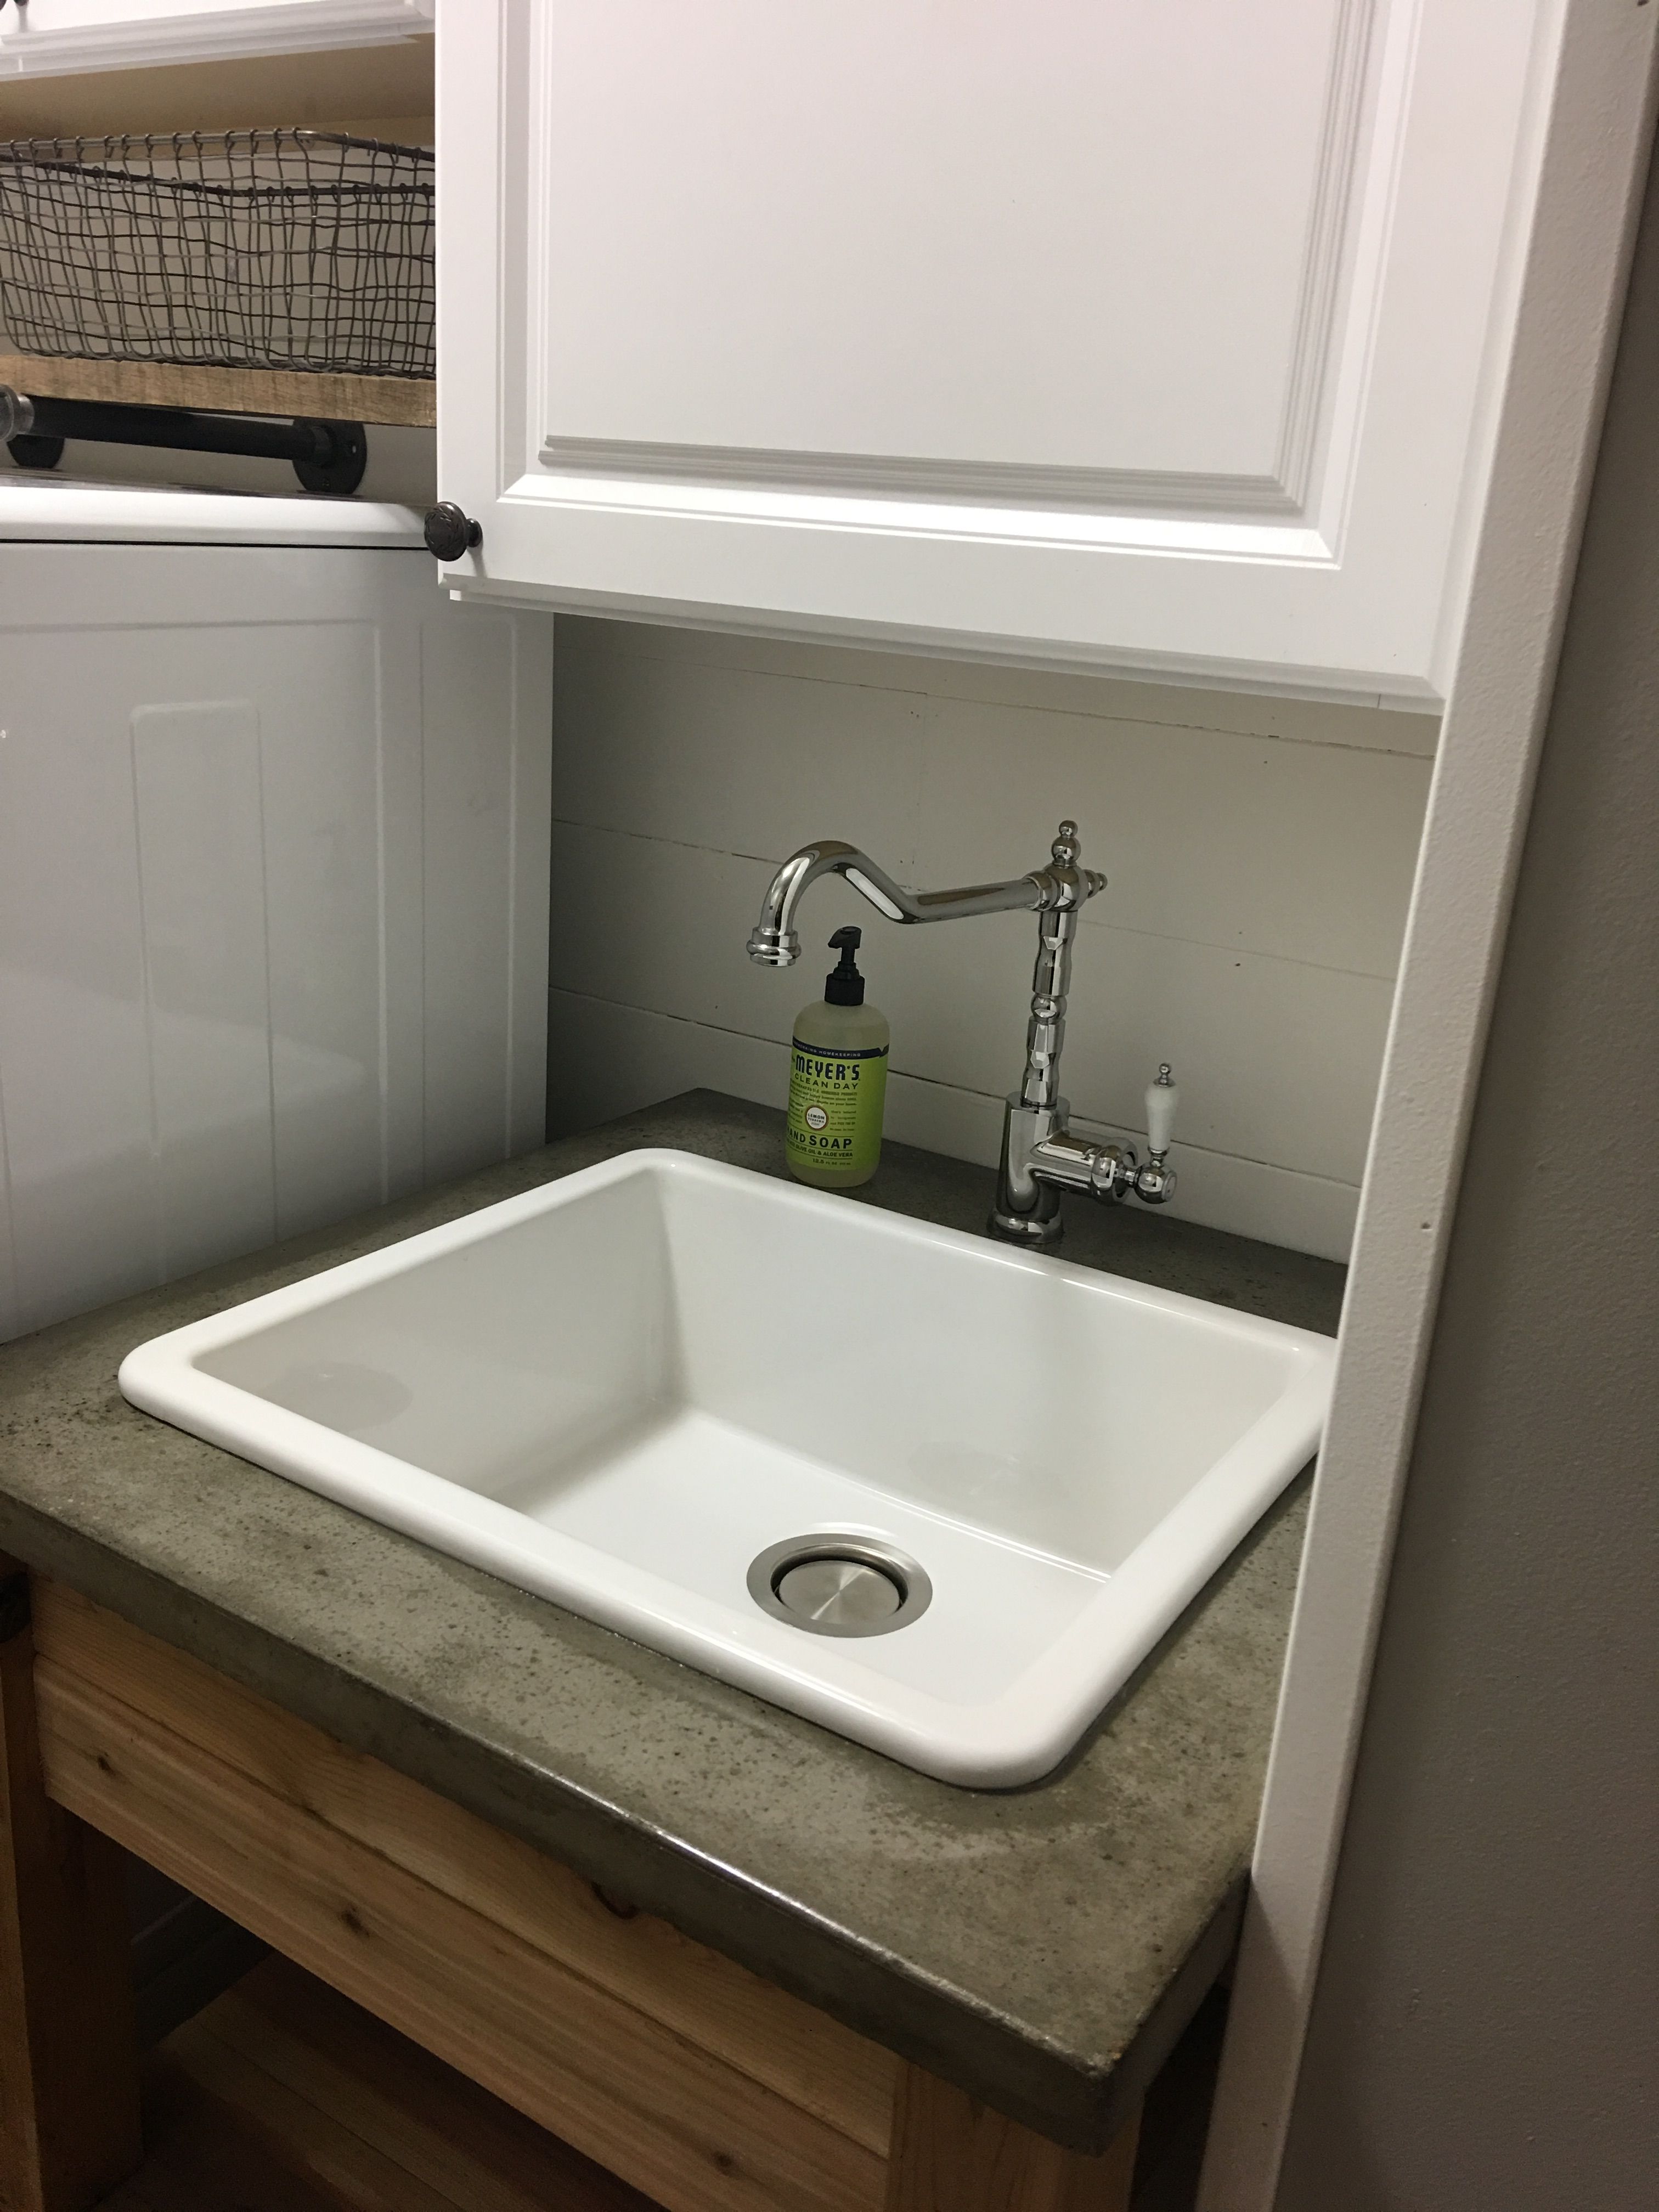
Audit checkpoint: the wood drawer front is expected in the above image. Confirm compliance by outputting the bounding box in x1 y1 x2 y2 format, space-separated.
31 1581 889 2212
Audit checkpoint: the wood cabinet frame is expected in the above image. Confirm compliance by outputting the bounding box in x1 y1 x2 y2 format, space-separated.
0 1565 1139 2212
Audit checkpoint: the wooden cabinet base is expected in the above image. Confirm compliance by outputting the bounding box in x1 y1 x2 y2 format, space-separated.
114 1951 664 2212
19 1577 1137 2212
885 2068 1138 2212
0 1559 142 2212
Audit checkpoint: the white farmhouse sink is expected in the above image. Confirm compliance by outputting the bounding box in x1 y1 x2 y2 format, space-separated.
119 1149 1334 1786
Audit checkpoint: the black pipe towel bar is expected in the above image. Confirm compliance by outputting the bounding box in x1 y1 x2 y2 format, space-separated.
0 386 368 493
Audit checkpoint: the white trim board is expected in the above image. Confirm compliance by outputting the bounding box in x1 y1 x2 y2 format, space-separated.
0 1 432 77
1198 5 1659 2206
0 480 424 547
460 571 1448 715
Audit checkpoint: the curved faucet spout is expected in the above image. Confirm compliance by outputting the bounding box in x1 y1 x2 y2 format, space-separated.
746 838 1101 967
749 820 1172 1250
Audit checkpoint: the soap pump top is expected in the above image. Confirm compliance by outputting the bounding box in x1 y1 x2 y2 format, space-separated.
823 925 867 1006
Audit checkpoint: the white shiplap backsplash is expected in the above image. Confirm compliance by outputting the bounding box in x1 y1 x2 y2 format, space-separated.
547 619 1437 1261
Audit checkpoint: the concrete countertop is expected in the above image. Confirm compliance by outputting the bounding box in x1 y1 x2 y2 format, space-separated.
0 1092 1343 2153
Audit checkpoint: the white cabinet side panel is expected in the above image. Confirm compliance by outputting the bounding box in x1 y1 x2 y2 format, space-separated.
376 597 430 1206
419 606 546 1178
0 546 551 1342
507 615 554 1153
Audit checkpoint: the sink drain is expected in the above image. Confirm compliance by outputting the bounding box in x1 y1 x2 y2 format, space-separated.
747 1534 932 1639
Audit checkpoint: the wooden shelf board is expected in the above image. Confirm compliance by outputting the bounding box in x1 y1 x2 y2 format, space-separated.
100 1953 662 2212
0 353 435 427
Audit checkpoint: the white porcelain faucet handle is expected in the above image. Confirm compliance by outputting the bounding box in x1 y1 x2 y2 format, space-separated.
1146 1064 1178 1156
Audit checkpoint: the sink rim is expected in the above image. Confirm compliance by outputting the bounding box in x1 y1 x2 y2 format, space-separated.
117 1146 1335 1787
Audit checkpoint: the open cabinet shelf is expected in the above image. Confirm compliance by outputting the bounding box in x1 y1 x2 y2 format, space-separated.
104 1953 660 2212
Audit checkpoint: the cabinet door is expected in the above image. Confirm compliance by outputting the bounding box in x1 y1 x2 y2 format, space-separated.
438 1 1559 706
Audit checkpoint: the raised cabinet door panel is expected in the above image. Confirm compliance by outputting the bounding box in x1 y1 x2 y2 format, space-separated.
438 1 1558 704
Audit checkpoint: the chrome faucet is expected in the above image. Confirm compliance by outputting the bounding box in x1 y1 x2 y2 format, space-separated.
747 821 1177 1246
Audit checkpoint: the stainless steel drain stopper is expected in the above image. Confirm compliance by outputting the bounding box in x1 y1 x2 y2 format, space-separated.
747 1534 933 1638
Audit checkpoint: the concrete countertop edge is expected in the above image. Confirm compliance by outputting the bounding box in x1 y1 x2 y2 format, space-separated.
0 1485 1272 2154
0 1092 1341 2154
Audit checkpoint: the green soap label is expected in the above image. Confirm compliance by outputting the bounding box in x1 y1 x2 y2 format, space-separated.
786 1036 888 1175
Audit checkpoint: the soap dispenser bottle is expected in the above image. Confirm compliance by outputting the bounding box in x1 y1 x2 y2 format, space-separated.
786 927 889 1189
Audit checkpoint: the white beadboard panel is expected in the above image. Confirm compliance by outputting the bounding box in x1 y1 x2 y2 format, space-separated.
554 617 1442 756
0 650 160 1325
547 990 1359 1262
421 611 509 1178
254 631 388 1241
549 824 1393 1189
0 545 553 1342
552 627 1431 975
374 605 429 1206
420 610 553 1180
131 701 278 1277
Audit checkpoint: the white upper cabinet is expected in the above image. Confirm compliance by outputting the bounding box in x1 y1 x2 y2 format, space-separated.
438 2 1565 705
0 1 432 74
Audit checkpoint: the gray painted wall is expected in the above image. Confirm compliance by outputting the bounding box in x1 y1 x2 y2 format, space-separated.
1274 121 1659 2212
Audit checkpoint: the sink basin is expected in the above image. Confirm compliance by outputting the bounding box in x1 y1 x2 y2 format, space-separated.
119 1149 1334 1786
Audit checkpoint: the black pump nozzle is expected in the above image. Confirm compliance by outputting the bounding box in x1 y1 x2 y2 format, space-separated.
825 926 866 1006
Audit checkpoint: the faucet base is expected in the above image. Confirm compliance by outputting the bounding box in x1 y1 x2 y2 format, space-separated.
990 1097 1069 1248
986 1203 1066 1249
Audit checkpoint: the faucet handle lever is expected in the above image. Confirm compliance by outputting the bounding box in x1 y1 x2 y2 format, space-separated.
1132 1067 1180 1207
1146 1064 1178 1160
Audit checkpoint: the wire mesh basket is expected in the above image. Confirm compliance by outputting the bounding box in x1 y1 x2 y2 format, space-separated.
0 131 434 379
